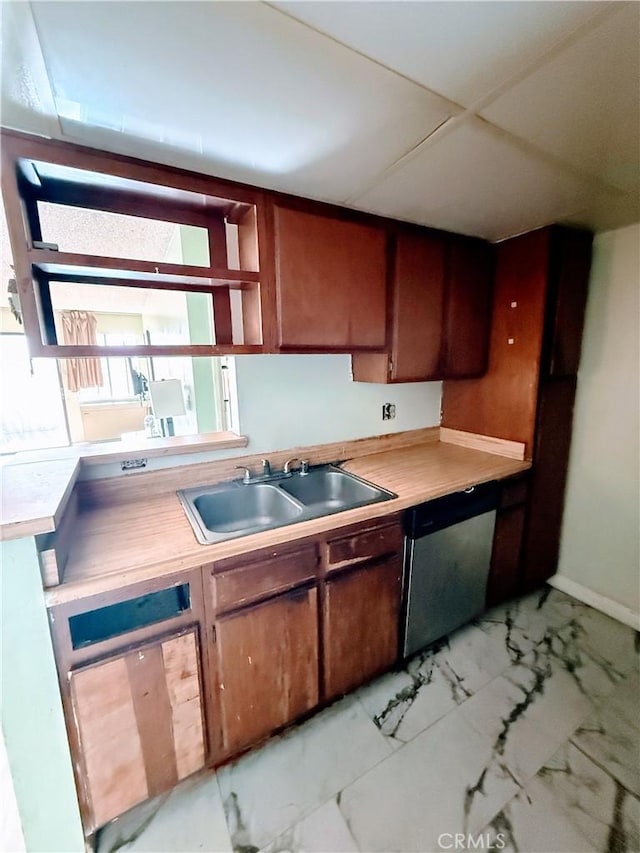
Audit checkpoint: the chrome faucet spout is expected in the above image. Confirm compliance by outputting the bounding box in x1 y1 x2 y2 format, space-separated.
261 458 272 476
283 457 299 475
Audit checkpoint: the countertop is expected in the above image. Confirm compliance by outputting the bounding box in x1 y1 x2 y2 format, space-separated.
0 431 247 542
47 438 530 606
0 458 81 540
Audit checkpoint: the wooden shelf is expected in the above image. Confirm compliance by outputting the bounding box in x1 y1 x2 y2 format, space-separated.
30 250 260 287
28 342 265 358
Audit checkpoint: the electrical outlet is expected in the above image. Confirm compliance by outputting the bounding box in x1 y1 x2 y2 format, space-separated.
382 403 396 421
121 458 147 470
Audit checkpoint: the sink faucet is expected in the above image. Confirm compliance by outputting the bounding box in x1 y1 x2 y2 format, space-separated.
283 457 299 474
261 458 272 476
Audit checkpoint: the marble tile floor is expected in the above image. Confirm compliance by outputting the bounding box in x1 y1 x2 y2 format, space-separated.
95 587 639 853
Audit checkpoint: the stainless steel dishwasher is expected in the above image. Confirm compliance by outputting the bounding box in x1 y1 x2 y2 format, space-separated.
403 481 499 658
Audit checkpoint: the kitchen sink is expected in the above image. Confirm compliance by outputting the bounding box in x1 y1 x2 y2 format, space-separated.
193 483 303 533
178 465 396 544
279 467 390 511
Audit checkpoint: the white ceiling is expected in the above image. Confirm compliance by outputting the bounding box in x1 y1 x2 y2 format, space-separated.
1 1 638 241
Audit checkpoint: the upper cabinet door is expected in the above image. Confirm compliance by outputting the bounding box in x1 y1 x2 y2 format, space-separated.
273 205 388 350
441 236 494 378
390 229 446 382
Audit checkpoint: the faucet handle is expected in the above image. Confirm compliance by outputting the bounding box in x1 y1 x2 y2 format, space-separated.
261 458 272 476
299 460 310 475
283 457 299 474
235 465 251 484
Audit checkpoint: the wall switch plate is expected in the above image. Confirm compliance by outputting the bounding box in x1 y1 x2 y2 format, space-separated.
382 403 396 421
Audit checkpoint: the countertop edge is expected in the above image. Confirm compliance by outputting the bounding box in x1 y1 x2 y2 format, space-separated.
44 449 531 606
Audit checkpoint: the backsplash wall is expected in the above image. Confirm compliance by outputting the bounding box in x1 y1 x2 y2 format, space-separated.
80 354 442 479
234 354 441 450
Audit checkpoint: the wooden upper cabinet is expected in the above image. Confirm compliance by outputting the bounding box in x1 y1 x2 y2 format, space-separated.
389 230 445 381
1 129 266 358
441 228 550 457
441 235 493 378
213 586 319 756
273 204 388 350
69 629 206 832
352 228 492 383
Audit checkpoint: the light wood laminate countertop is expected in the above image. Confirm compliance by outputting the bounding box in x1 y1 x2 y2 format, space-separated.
0 458 80 540
48 440 529 606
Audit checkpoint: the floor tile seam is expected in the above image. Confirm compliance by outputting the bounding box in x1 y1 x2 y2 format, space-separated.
213 772 236 852
454 666 610 791
475 781 602 853
522 744 636 853
259 791 364 853
567 737 640 799
220 704 394 853
353 686 468 755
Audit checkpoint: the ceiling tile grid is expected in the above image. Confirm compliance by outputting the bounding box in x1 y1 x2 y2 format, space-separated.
0 0 638 238
26 0 459 204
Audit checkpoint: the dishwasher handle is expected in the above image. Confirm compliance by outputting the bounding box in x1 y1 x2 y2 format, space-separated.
405 480 499 539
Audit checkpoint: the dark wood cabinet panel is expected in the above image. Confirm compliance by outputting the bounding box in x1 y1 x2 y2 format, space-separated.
69 629 206 832
442 236 493 378
274 204 388 350
214 587 319 755
323 557 402 701
521 377 577 590
352 229 491 384
487 505 526 608
390 230 446 381
543 228 593 378
442 227 550 457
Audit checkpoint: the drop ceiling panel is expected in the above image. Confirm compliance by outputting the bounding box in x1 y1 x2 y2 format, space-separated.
0 1 59 137
354 118 596 241
481 3 640 192
272 0 606 106
29 1 457 203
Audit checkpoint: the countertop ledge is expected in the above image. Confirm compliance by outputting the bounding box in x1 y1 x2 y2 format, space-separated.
0 458 81 541
45 438 530 606
0 431 248 540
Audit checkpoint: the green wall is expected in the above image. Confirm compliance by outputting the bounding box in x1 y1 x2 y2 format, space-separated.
181 227 222 432
1 537 84 851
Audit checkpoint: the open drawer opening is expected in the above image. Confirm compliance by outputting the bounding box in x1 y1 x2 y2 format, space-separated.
68 584 191 649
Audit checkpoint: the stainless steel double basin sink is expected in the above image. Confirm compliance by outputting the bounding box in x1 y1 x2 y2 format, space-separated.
178 465 397 545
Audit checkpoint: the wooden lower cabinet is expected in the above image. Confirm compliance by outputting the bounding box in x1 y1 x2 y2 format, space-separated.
213 586 319 755
69 628 206 832
323 557 403 701
486 505 526 607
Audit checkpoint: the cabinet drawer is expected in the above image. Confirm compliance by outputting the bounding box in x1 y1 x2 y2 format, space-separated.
213 545 318 613
326 521 403 572
500 476 529 509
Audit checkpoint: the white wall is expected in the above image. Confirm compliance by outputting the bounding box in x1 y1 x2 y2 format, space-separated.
234 354 441 451
555 223 640 625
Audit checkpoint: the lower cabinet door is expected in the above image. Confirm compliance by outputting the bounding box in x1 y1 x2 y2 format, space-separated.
69 628 206 832
214 587 319 755
323 558 402 701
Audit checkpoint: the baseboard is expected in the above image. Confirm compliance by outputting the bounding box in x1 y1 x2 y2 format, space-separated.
548 574 640 631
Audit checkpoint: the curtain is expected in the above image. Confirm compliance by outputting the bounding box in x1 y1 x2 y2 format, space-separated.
61 311 104 392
